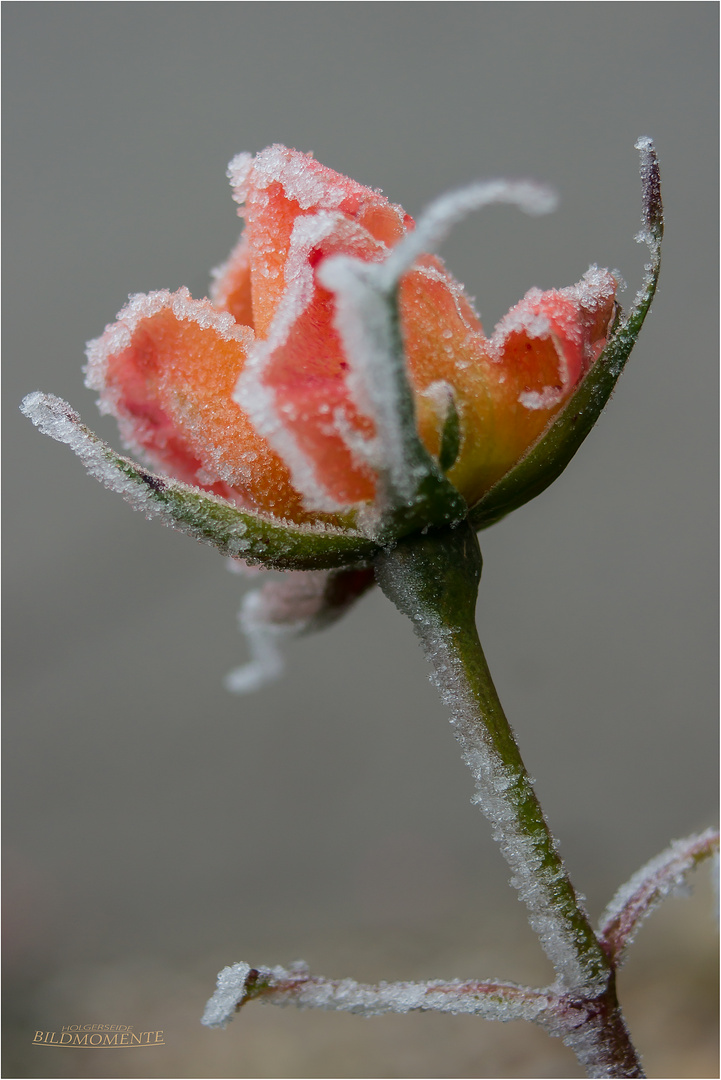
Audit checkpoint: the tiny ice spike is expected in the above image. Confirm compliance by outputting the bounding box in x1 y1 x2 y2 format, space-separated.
22 141 659 571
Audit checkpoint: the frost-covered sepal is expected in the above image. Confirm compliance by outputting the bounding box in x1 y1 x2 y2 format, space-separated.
316 176 559 541
20 393 378 571
225 565 375 692
317 251 468 540
471 137 663 530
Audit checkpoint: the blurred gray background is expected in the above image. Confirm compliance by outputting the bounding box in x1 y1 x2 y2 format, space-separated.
4 4 717 1078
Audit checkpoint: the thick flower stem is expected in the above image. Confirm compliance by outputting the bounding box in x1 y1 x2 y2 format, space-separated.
375 522 643 1078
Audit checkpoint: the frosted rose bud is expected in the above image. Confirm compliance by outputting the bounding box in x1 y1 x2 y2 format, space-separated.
22 140 661 569
83 147 613 526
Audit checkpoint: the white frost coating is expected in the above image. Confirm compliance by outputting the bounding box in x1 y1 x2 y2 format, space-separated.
225 570 338 694
202 961 555 1026
634 136 660 244
490 267 617 411
202 962 253 1027
598 827 719 967
228 145 407 228
20 392 168 518
421 380 457 423
379 560 605 997
318 255 420 504
229 147 335 211
632 137 662 306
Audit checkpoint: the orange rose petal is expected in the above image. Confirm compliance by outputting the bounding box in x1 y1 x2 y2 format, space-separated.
210 237 254 329
399 257 504 503
259 296 377 506
226 146 411 338
400 264 617 507
238 209 397 510
87 149 618 531
86 291 317 523
482 269 617 493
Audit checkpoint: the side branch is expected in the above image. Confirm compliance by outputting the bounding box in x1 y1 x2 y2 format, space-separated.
599 828 719 967
202 961 557 1028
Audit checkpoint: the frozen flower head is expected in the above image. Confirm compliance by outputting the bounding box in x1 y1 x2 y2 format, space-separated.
22 140 661 575
82 145 614 531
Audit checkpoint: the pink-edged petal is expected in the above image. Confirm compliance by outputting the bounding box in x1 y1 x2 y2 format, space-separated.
481 268 617 482
399 264 617 508
235 212 395 512
85 289 317 523
224 145 412 338
492 267 618 410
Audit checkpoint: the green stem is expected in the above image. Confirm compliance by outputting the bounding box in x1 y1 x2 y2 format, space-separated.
375 521 643 1077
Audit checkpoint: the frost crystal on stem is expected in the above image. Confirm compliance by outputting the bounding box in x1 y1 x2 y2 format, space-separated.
202 961 557 1028
599 828 719 967
375 523 611 999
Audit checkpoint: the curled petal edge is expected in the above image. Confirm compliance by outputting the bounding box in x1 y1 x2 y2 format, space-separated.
470 137 663 530
20 393 378 571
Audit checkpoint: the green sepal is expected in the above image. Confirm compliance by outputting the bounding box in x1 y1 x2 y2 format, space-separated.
20 393 379 571
375 286 468 542
470 138 663 531
114 457 380 570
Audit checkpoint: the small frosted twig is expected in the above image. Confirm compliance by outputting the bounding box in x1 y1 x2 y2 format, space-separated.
202 961 557 1028
598 828 719 968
